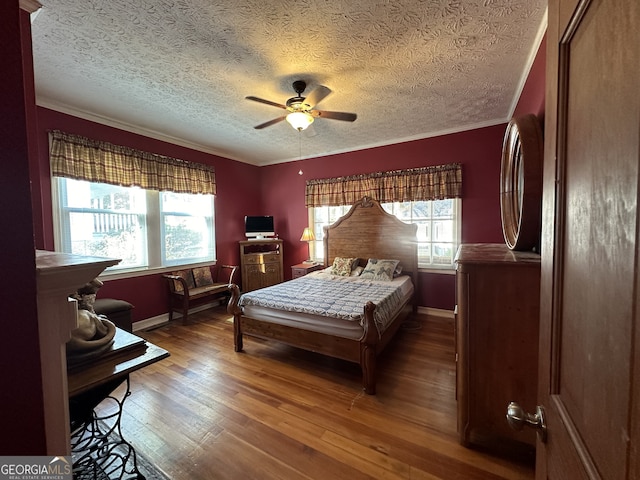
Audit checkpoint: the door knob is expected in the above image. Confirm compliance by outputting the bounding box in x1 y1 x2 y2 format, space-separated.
506 401 547 443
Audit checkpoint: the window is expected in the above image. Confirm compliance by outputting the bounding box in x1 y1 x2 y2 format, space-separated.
160 191 215 265
53 177 215 273
309 198 461 269
382 199 460 268
310 205 351 262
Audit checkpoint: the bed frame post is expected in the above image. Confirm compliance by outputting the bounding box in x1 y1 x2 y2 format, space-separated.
227 284 243 352
361 301 378 394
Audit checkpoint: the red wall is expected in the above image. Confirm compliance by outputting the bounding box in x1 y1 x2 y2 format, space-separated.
1 5 46 454
4 0 546 456
259 34 546 311
35 108 262 321
259 125 506 310
514 35 547 120
32 36 547 319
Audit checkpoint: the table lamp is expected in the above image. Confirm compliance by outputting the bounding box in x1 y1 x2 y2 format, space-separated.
300 227 315 263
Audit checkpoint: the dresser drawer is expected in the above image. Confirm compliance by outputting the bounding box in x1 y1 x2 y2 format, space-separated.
244 253 280 265
291 268 306 279
291 263 324 278
239 239 283 292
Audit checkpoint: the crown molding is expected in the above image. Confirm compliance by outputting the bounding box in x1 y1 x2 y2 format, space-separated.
20 0 42 14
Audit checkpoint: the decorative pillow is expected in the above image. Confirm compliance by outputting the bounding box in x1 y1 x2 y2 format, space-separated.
193 266 214 287
394 264 403 277
360 258 400 281
331 257 358 276
172 270 196 292
351 266 364 276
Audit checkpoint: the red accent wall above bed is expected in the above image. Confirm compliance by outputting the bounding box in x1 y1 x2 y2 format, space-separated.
260 33 547 311
259 125 506 310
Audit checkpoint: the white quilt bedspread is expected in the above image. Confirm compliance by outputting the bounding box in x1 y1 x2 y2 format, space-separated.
239 274 412 334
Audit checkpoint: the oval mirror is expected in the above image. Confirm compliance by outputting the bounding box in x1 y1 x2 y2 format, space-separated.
500 114 544 251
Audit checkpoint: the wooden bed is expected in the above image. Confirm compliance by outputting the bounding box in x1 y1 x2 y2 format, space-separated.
227 196 418 394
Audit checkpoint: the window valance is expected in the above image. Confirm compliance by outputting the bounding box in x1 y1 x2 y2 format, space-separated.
305 164 462 207
49 130 216 195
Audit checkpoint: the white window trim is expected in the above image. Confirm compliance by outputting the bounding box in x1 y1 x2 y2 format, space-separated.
308 199 461 271
51 177 216 277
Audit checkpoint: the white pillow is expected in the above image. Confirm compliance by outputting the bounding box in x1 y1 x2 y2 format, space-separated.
359 258 399 281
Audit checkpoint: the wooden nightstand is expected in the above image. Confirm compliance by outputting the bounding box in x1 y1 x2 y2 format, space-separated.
291 263 324 279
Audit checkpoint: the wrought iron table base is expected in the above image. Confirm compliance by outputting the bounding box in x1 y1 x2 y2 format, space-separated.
70 376 145 480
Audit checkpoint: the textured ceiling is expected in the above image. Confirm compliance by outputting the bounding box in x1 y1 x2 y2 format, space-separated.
30 0 547 166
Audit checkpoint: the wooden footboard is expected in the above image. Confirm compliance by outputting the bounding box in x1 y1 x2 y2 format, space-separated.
227 284 244 351
227 283 411 394
226 196 417 394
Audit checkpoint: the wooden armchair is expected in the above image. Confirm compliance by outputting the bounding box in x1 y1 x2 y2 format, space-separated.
163 264 238 324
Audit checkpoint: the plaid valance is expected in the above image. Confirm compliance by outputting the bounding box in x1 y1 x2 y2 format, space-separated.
305 164 462 207
49 130 216 195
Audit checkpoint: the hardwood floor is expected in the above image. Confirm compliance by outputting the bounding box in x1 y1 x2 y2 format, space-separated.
99 306 535 479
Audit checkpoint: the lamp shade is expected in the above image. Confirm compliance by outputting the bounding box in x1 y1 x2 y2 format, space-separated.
286 111 314 131
300 227 315 242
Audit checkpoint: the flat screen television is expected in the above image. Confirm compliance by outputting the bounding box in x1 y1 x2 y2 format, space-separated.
245 215 275 239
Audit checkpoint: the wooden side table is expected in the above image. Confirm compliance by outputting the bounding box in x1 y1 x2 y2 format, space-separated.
291 263 324 279
68 327 170 478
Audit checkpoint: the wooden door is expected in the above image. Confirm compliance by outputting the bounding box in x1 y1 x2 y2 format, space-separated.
537 0 640 478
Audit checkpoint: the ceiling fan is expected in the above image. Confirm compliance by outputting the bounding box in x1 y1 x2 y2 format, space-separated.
246 80 357 131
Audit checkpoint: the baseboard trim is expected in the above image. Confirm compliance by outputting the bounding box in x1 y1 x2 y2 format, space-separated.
417 306 455 319
132 300 224 332
132 314 168 332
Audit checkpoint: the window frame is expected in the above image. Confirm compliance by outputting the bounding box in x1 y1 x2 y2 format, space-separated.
52 177 216 277
308 198 461 271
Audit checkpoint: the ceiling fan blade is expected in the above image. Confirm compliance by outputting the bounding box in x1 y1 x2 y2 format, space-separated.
304 85 332 108
245 96 287 110
254 116 286 129
312 110 357 122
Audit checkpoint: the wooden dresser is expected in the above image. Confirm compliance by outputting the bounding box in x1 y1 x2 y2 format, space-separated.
239 239 283 292
454 243 540 455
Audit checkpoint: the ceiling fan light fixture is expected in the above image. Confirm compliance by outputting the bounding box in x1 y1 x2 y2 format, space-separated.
247 81 355 130
286 111 314 131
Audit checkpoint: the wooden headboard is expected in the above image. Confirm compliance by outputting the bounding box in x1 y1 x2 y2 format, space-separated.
323 197 418 285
